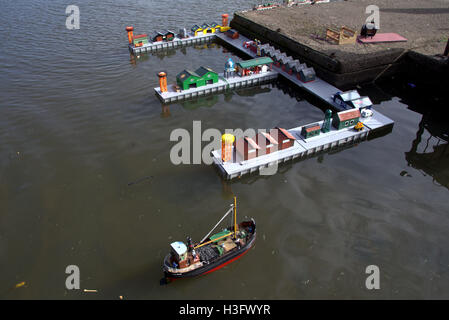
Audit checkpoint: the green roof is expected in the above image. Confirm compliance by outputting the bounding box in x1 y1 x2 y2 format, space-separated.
176 69 200 80
236 57 273 69
195 66 216 76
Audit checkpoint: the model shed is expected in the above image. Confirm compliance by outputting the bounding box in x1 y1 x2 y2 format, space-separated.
152 31 165 42
280 56 294 71
273 52 285 67
164 30 175 41
236 57 273 76
301 123 321 139
346 96 373 110
285 60 299 74
176 70 204 90
195 66 219 85
256 131 279 155
298 67 316 82
133 34 149 47
225 29 239 39
332 109 361 130
293 63 307 79
201 23 215 34
273 127 295 150
236 136 260 161
191 25 203 36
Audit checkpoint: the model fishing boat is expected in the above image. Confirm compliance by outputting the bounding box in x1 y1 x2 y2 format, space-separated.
163 197 256 280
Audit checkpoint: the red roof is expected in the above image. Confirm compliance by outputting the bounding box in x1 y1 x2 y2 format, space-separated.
244 137 260 150
276 127 295 140
337 109 360 121
305 125 321 133
259 132 279 145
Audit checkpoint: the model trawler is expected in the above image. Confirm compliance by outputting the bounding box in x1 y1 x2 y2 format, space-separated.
163 197 256 280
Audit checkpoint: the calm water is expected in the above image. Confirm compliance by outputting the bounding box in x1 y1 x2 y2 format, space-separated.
1 0 448 299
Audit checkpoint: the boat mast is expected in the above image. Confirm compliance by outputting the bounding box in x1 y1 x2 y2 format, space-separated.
233 196 237 239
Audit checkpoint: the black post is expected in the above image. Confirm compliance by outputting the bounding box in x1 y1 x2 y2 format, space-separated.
444 38 449 57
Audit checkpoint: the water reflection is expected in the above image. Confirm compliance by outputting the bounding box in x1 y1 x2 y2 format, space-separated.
374 74 449 190
406 114 449 189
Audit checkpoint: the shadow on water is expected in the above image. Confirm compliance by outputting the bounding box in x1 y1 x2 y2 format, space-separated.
374 74 449 190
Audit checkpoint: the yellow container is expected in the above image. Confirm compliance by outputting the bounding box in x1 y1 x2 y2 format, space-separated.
221 134 235 162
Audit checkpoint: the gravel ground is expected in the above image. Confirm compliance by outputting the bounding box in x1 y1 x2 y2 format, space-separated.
239 0 449 60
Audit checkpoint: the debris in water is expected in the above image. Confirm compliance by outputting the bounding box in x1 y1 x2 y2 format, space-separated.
128 176 153 186
15 281 26 288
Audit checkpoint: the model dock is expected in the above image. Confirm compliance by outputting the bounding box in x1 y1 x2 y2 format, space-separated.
155 70 277 103
212 109 393 180
209 31 394 179
130 32 216 55
125 18 395 181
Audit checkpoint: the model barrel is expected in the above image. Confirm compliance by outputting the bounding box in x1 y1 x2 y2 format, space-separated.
158 72 168 93
126 26 134 44
221 14 229 27
221 133 235 162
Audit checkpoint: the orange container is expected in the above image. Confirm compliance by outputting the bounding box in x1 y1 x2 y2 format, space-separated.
126 26 134 44
158 72 168 93
221 134 235 162
221 14 229 27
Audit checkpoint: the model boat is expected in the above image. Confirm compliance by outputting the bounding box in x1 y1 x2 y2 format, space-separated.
163 197 256 280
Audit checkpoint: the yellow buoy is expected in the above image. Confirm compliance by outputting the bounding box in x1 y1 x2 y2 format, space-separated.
221 134 235 162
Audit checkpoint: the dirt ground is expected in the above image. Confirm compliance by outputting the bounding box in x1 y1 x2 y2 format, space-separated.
239 0 449 60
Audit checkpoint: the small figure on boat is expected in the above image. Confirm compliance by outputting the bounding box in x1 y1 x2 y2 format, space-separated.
163 197 256 280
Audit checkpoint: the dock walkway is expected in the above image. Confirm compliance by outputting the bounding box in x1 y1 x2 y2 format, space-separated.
211 32 394 179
